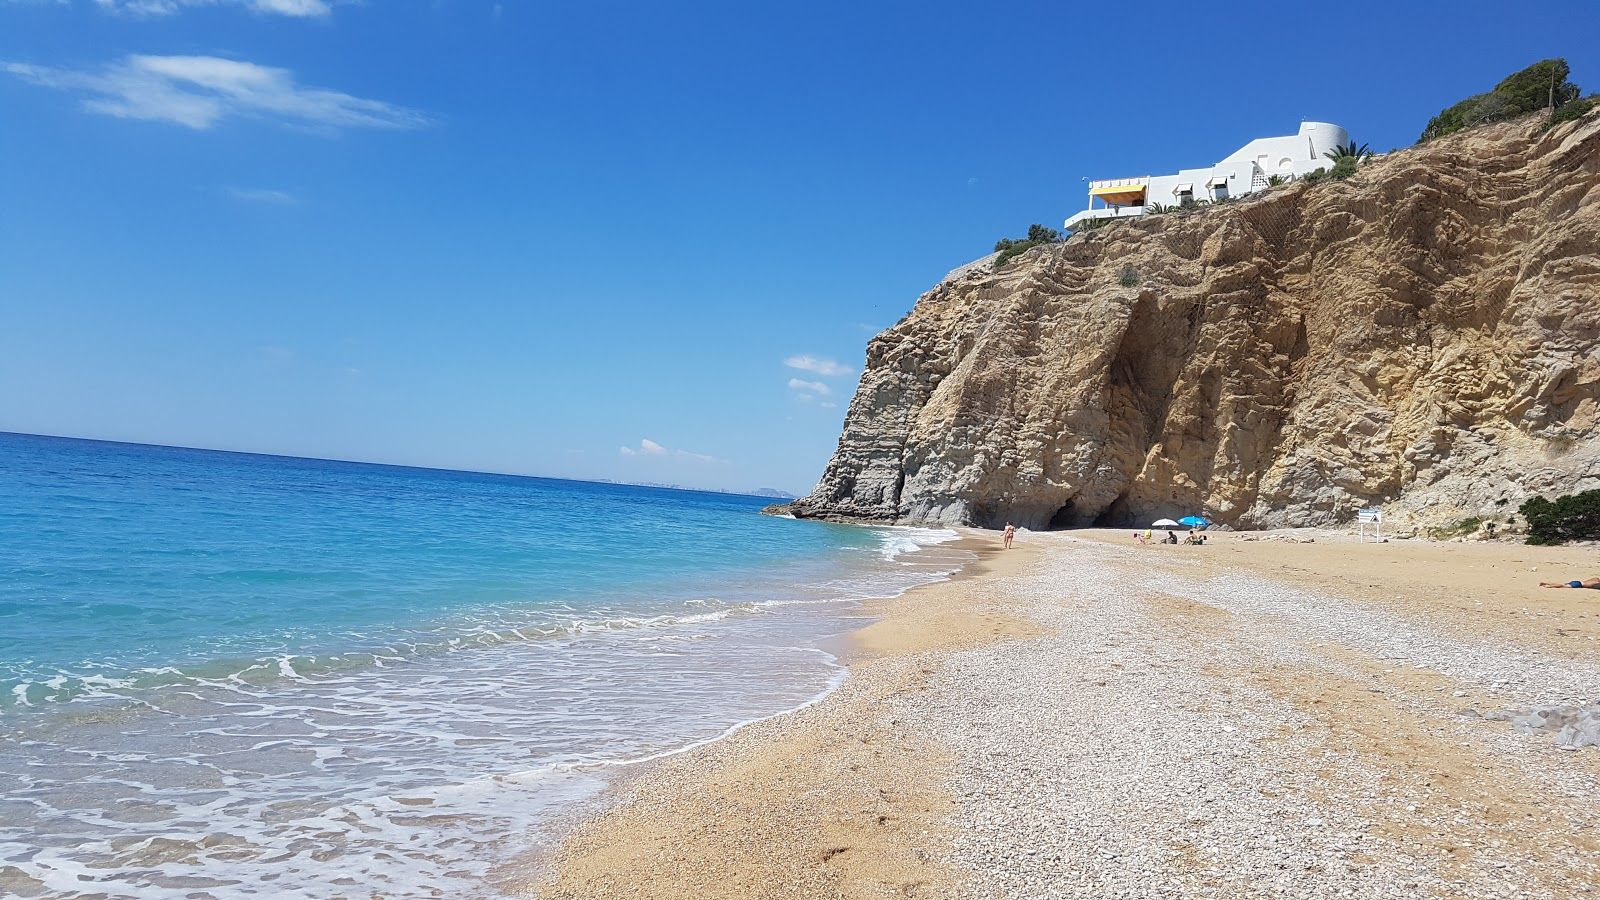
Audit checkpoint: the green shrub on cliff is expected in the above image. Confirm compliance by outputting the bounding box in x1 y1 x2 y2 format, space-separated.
1548 95 1600 129
1519 489 1600 545
993 224 1062 268
1420 58 1582 143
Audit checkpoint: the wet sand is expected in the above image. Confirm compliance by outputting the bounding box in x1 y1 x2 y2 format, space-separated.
523 529 1600 898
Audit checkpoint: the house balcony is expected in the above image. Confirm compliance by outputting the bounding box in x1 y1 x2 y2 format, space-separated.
1086 176 1149 207
1064 204 1146 230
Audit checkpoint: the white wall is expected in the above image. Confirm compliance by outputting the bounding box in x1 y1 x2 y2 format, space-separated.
1083 122 1351 211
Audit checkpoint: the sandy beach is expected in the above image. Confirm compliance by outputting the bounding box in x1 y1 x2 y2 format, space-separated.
524 529 1600 899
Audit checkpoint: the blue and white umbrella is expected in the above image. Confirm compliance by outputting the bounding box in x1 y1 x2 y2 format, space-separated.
1178 515 1210 528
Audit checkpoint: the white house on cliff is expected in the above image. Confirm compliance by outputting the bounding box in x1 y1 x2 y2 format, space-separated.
1064 121 1350 230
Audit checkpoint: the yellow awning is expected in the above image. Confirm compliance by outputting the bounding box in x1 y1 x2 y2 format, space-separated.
1089 184 1146 198
1089 189 1146 207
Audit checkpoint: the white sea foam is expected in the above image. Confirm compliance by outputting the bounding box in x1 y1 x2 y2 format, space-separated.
872 525 961 561
0 525 973 900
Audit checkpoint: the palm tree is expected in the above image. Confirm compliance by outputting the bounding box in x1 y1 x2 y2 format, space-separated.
1323 140 1373 163
1266 174 1290 187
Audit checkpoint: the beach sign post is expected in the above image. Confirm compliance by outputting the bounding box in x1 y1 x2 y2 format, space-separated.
1357 507 1383 543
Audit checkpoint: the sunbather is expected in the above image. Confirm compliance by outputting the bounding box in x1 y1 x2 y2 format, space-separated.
1541 577 1600 589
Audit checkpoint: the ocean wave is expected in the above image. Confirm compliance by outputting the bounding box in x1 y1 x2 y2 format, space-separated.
0 600 782 716
5 526 971 718
869 524 961 561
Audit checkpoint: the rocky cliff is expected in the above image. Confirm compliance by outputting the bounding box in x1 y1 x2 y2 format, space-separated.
793 114 1600 531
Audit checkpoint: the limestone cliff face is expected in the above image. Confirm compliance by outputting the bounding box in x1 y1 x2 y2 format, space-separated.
794 115 1600 531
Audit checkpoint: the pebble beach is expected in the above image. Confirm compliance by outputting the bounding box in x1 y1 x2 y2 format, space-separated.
527 529 1600 899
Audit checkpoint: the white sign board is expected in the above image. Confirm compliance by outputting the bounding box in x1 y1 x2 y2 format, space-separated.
1357 507 1382 541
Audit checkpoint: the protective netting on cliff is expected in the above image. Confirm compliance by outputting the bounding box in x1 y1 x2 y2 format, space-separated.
1072 162 1551 285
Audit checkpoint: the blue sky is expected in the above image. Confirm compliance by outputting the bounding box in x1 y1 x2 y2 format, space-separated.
3 0 1596 495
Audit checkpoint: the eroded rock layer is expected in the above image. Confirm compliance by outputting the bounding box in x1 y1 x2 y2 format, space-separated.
794 116 1600 530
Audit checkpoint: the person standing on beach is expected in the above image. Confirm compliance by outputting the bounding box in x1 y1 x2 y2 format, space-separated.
1003 523 1016 549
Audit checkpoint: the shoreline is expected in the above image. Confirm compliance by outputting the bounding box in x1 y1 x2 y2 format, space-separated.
513 529 1036 898
488 526 992 894
523 527 1600 898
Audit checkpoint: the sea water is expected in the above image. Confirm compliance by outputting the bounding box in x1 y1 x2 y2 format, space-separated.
0 433 967 898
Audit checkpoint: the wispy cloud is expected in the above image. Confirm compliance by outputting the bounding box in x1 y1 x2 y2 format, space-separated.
784 354 853 378
88 0 332 17
4 55 430 131
257 344 297 364
787 378 831 396
619 438 727 464
227 187 299 205
619 438 667 457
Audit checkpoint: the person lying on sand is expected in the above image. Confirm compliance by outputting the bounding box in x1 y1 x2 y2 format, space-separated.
1541 578 1600 589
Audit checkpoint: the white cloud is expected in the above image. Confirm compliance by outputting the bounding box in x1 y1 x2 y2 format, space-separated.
820 401 838 409
787 378 831 396
249 0 328 15
620 438 667 457
4 55 430 131
89 0 331 17
227 187 298 205
784 355 853 378
619 438 727 464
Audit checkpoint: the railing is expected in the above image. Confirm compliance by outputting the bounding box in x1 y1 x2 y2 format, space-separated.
1064 205 1147 229
1087 176 1150 190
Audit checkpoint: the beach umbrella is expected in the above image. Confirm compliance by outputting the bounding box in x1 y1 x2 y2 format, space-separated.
1178 515 1210 528
1151 518 1181 529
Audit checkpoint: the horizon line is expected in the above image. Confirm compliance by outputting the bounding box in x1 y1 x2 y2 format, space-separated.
0 430 799 501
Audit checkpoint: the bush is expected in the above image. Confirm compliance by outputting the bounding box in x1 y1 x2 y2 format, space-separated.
1427 516 1484 540
1519 489 1600 545
1118 264 1140 288
1549 95 1600 129
1496 59 1581 114
992 224 1062 268
1328 156 1359 180
1420 58 1582 142
1302 166 1327 184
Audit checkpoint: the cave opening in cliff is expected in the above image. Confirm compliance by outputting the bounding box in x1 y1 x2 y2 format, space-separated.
1093 493 1134 528
1046 500 1078 530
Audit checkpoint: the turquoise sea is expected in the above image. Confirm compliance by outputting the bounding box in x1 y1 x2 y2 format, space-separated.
0 433 966 898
